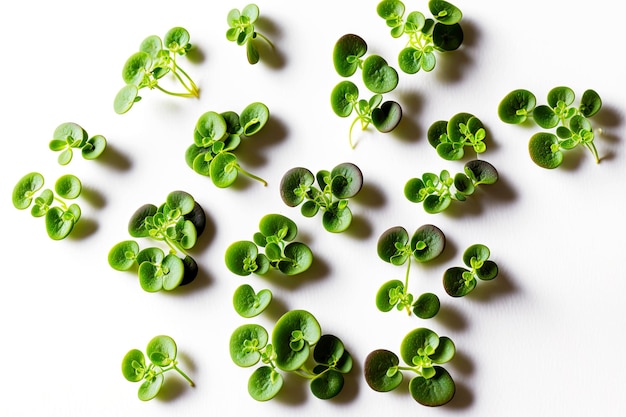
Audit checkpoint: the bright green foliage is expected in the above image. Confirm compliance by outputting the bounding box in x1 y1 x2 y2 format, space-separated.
186 102 269 188
364 327 456 406
443 243 498 297
376 225 445 318
377 0 464 74
114 27 199 114
121 335 194 401
498 87 603 168
108 190 206 292
226 4 274 64
404 160 499 213
12 172 83 240
49 122 107 165
229 310 353 401
427 113 487 160
279 163 363 233
331 34 402 148
233 284 273 317
225 213 313 277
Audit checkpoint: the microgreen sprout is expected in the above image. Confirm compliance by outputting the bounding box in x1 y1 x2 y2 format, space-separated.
332 34 402 148
376 0 464 74
226 4 274 64
364 327 456 406
233 283 273 318
279 162 363 233
122 335 194 401
498 87 603 168
443 243 498 297
229 309 353 401
376 225 445 318
225 213 313 277
186 102 269 188
114 27 199 114
108 190 206 292
12 172 83 240
404 160 499 213
48 122 107 165
427 113 488 160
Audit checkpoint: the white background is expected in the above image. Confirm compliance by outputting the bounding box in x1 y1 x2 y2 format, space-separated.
1 0 624 416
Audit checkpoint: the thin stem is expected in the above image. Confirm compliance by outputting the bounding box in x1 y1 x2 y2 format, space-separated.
237 166 268 186
585 141 600 163
173 63 199 97
403 259 412 315
154 84 197 98
348 116 360 149
173 365 195 387
254 32 275 50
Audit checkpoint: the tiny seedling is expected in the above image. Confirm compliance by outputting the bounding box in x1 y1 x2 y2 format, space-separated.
225 213 313 277
364 327 456 406
404 159 499 213
233 283 273 318
185 102 269 188
376 225 445 318
12 172 83 240
280 162 363 233
49 122 107 165
229 309 353 401
114 27 199 114
332 34 402 148
443 243 498 297
226 4 274 64
376 0 464 74
122 335 194 401
108 190 206 292
427 113 487 160
498 87 603 168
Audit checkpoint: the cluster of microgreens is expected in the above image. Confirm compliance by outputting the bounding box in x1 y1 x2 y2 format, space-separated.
49 122 107 165
331 34 402 148
114 27 199 114
226 4 274 64
376 0 464 74
12 172 83 240
364 327 456 406
376 225 445 318
108 190 206 292
230 309 353 401
225 213 313 277
185 102 269 188
443 244 498 297
498 87 603 169
280 162 363 233
404 159 499 213
428 112 488 160
122 335 194 401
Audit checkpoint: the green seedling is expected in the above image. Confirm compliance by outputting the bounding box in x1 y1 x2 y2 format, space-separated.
225 213 313 277
376 225 445 318
12 172 83 240
404 160 498 213
229 310 353 401
186 102 269 188
332 34 402 148
49 122 107 165
233 283 273 318
122 335 194 401
427 113 487 160
114 27 199 114
364 327 456 406
108 190 206 292
498 87 603 168
377 0 464 74
226 3 274 64
280 162 363 233
443 243 498 297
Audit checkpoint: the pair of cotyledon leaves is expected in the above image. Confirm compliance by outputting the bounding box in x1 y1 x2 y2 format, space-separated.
48 122 107 166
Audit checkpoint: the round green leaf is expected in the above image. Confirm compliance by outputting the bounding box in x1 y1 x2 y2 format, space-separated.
180 255 199 286
447 112 481 143
498 89 536 124
196 111 227 143
161 254 185 290
280 167 315 207
128 204 157 238
258 213 298 242
476 260 498 281
53 122 87 146
210 152 239 188
330 162 363 199
248 366 283 401
230 323 268 367
225 240 259 276
137 247 164 266
464 159 499 185
377 226 409 264
164 27 191 54
443 266 475 297
45 206 75 240
278 242 313 275
413 292 440 319
146 335 177 366
313 334 345 367
372 100 402 133
240 102 269 136
322 202 352 233
547 86 575 108
82 135 107 160
54 174 82 199
183 200 206 236
246 40 260 65
233 284 272 318
330 81 358 117
310 369 344 399
376 280 404 312
529 132 563 169
462 243 490 266
138 374 164 401
362 55 399 94
139 34 163 58
429 0 463 25
241 3 259 22
579 89 602 117
430 336 455 364
108 240 139 271
121 51 152 85
436 142 464 160
364 349 403 392
333 33 367 77
433 22 464 51
272 310 321 371
453 172 474 195
398 47 423 74
411 224 445 262
301 201 320 217
427 120 448 148
121 349 146 382
166 190 195 216
12 172 44 210
409 366 455 406
404 178 426 203
377 0 405 20
533 105 559 129
400 327 440 366
114 84 139 115
423 194 451 214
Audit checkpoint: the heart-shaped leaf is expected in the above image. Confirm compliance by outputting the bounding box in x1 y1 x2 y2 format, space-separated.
372 100 402 133
333 34 367 77
362 55 399 93
233 284 273 318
